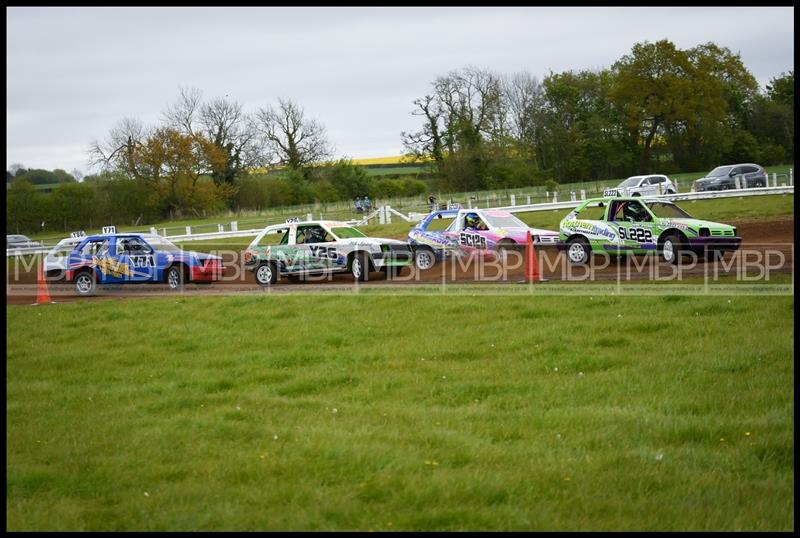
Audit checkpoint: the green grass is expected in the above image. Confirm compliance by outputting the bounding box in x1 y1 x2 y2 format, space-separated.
6 293 794 531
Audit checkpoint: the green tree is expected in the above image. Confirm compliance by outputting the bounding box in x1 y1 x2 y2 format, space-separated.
51 182 97 231
6 180 45 233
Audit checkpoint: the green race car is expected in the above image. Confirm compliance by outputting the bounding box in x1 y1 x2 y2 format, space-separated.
557 196 742 264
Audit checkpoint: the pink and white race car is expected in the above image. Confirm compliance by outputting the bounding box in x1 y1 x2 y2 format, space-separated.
407 208 559 270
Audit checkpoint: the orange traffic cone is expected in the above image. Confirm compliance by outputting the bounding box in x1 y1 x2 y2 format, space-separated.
524 230 543 283
36 261 52 305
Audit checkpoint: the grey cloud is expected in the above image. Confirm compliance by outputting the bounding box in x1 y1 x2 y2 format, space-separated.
6 6 794 174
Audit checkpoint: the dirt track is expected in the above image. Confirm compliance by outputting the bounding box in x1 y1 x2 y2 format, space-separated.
6 218 794 305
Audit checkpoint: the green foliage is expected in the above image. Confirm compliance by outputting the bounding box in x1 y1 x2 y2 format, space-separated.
6 180 49 233
323 159 372 199
50 182 97 231
12 168 75 185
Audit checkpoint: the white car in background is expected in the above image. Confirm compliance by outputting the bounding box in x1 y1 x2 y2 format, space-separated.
604 174 677 197
44 234 86 278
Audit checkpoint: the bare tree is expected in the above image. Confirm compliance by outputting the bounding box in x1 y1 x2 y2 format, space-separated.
254 98 332 172
503 71 546 166
402 67 507 163
163 86 267 185
88 117 151 180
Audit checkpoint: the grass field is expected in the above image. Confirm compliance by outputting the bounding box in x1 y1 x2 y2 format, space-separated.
6 288 794 531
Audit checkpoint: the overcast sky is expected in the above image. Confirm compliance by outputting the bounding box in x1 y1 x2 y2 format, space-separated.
6 6 794 175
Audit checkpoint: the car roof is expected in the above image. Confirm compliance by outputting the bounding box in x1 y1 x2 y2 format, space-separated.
82 232 161 241
583 196 673 204
261 220 352 232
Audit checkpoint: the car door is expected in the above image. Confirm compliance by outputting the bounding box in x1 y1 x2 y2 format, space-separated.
729 166 745 188
457 212 491 251
114 236 157 282
608 200 657 253
295 225 337 273
741 165 761 187
72 238 113 282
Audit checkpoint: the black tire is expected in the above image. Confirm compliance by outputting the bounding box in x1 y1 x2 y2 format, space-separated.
414 247 436 271
566 237 591 265
255 262 278 286
665 189 675 195
632 192 641 197
660 233 683 265
351 252 371 282
74 270 96 297
166 264 187 291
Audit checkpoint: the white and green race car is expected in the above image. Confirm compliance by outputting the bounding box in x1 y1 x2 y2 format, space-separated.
557 196 742 264
243 220 413 285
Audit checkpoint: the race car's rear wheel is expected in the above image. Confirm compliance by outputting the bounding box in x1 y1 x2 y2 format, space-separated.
74 270 96 297
497 239 518 265
166 264 187 291
566 237 591 265
414 247 436 271
351 253 370 282
255 262 277 286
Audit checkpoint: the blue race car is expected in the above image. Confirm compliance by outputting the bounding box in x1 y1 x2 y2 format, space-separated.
66 232 225 296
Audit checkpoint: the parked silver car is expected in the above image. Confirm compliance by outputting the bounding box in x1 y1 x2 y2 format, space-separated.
604 174 677 197
6 234 41 248
694 163 767 191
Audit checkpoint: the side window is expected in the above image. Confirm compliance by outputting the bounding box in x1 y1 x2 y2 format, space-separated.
126 237 152 254
622 201 652 223
731 167 743 176
296 226 332 245
257 228 289 247
81 239 110 257
577 204 607 221
650 176 665 184
742 165 758 174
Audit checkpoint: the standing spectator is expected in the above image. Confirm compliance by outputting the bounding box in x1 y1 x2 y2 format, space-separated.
354 196 363 213
427 193 437 212
363 196 371 212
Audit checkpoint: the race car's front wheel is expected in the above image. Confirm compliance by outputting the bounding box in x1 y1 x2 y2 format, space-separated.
566 237 591 265
74 271 96 297
414 248 436 271
255 263 277 286
660 234 683 265
351 253 370 282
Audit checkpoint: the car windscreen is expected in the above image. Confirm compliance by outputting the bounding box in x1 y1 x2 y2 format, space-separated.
646 202 692 219
707 166 732 177
331 227 367 239
143 236 183 253
482 213 527 228
619 177 642 187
